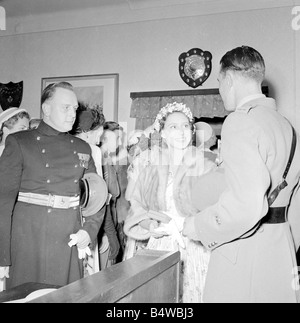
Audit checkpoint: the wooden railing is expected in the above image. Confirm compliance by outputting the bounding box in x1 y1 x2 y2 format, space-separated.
24 249 180 303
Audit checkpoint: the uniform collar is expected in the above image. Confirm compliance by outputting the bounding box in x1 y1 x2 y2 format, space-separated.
236 94 276 113
37 120 66 136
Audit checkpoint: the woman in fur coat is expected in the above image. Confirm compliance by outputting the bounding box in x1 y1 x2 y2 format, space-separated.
123 102 222 303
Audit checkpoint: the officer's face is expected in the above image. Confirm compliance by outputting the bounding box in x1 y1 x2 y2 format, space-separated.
218 68 235 112
44 88 78 132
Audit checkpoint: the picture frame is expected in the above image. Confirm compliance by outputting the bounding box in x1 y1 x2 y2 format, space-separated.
41 74 119 121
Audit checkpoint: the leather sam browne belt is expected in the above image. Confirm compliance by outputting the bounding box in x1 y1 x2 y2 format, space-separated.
18 192 80 209
241 125 296 238
261 207 287 224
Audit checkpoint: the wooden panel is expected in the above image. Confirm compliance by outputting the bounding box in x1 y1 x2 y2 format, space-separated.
0 282 60 303
25 250 180 303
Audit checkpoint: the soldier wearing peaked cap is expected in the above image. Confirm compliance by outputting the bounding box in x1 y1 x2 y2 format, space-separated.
0 82 106 289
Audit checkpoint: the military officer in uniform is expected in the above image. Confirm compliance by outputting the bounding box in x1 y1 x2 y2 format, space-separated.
183 46 300 302
0 82 106 289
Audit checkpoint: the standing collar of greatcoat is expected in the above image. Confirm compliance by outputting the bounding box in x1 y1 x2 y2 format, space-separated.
36 120 68 136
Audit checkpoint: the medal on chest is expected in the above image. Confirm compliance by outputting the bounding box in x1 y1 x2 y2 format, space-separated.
78 153 90 169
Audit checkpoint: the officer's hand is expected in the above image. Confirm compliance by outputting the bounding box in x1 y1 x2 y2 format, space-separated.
0 266 9 279
75 230 91 249
77 246 92 259
107 233 120 261
68 230 91 249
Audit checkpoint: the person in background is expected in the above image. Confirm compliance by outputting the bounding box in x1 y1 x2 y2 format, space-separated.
0 82 105 289
71 102 107 275
29 118 42 130
183 45 300 303
100 121 130 264
194 121 219 164
0 108 30 156
0 107 30 291
107 122 130 262
123 102 216 303
125 124 165 202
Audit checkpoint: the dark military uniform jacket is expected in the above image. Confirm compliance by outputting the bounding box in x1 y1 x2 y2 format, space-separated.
0 121 105 288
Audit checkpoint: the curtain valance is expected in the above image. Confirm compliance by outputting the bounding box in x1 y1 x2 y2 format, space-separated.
130 87 268 130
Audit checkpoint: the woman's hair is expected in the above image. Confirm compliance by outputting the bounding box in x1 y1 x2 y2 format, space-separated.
41 81 74 105
153 102 194 132
0 110 30 142
103 121 123 132
29 118 42 130
71 102 105 135
219 45 265 83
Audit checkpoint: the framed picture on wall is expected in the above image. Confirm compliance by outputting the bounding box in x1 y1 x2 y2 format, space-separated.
41 74 119 121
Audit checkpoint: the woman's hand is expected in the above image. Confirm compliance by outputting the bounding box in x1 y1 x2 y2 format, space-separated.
140 211 171 238
140 219 164 238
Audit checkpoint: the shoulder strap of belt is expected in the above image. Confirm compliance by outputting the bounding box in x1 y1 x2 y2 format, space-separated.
268 126 297 206
239 125 297 240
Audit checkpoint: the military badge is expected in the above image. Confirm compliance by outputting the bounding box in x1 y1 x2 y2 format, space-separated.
78 153 90 169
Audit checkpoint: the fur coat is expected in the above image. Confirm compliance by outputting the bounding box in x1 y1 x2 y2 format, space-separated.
124 146 220 240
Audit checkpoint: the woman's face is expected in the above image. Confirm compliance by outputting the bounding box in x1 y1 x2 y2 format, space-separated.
8 117 29 134
101 129 118 154
161 112 192 150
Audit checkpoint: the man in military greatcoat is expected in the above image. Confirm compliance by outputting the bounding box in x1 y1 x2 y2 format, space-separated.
184 46 300 303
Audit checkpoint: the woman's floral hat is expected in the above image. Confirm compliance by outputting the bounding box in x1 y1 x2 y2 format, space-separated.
153 102 194 131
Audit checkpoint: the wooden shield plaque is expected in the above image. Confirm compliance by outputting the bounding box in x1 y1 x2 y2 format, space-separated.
179 48 212 88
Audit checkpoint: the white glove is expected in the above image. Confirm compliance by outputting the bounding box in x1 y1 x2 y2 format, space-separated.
77 247 92 259
68 232 92 260
0 266 9 279
153 219 186 249
68 230 91 249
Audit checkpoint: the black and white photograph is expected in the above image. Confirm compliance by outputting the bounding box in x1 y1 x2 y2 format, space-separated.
0 0 300 306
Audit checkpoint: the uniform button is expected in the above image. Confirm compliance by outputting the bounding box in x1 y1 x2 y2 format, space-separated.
47 209 51 213
42 149 46 153
74 151 77 154
71 140 74 143
73 206 78 210
37 136 41 141
74 180 78 183
45 163 49 168
75 164 78 168
47 179 51 183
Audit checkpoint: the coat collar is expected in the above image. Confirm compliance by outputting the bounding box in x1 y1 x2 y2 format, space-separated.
236 96 276 114
36 120 67 136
